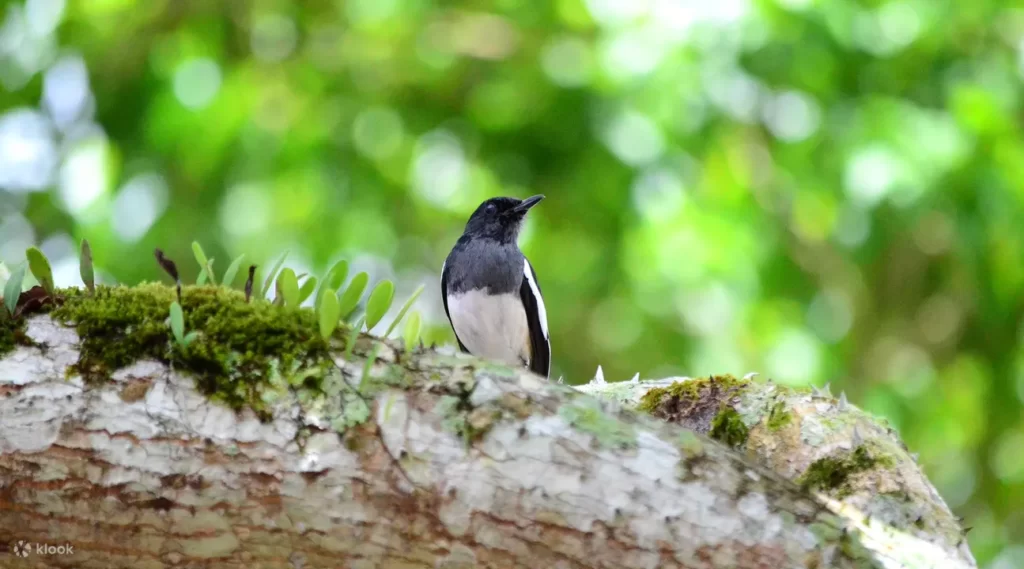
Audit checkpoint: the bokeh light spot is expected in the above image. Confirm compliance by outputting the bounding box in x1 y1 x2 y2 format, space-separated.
111 173 169 243
0 213 36 266
843 146 901 208
43 53 91 130
806 288 854 343
762 90 821 142
412 131 469 210
631 166 686 222
541 36 592 88
352 106 404 160
600 109 664 166
58 137 111 217
220 182 272 238
173 58 222 110
766 328 822 385
0 109 57 192
251 14 298 63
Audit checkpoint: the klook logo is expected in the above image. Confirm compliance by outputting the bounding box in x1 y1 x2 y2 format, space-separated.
34 543 75 555
7 541 75 557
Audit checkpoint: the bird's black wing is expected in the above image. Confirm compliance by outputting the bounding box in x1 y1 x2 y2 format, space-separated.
520 258 550 378
440 259 469 353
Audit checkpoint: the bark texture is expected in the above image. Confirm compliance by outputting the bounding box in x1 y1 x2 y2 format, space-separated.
0 287 976 569
577 372 973 566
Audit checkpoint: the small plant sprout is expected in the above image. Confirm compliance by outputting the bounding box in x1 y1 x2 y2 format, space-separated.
245 265 256 302
80 239 95 294
298 276 317 305
4 263 25 316
25 247 54 296
364 280 395 332
154 248 182 301
318 288 340 339
277 268 300 309
222 254 246 288
385 283 425 337
315 260 348 314
191 241 217 285
344 316 365 362
358 344 379 393
260 250 289 299
196 258 215 285
402 310 421 353
168 301 198 347
337 272 369 321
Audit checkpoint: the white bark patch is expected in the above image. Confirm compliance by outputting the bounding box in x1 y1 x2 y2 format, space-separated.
0 316 81 386
469 373 504 406
0 320 85 451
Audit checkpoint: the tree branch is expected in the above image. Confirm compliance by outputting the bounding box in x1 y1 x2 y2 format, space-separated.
0 286 975 568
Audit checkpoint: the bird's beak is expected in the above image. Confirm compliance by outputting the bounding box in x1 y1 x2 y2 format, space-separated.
511 195 545 215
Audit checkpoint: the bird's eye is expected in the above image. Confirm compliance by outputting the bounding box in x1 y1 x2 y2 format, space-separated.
486 203 497 213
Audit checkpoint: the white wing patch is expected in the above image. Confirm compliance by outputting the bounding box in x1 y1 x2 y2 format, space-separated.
524 259 548 338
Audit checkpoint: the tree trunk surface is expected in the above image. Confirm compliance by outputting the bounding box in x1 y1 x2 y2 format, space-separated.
0 304 975 569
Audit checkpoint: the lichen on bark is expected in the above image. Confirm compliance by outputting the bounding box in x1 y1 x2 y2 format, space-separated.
602 374 974 566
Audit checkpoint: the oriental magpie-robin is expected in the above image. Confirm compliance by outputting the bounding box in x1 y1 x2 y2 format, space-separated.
441 195 550 378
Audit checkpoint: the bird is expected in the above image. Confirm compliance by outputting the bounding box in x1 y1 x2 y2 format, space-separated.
441 195 550 378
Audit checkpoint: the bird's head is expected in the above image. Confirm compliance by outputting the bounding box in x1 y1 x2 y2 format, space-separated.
463 195 544 243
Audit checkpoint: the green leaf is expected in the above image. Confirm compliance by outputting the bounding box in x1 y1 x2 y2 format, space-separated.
80 239 94 293
222 254 246 288
325 260 349 291
337 272 369 320
182 331 199 346
0 262 8 292
364 280 395 332
358 344 379 393
315 260 349 313
384 283 425 337
260 251 289 299
403 311 422 352
26 247 54 295
318 288 340 339
197 266 208 286
278 268 299 308
298 276 317 305
192 241 209 268
169 301 185 345
4 264 25 316
192 241 217 285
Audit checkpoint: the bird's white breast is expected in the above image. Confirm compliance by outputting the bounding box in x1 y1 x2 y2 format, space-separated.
447 290 530 367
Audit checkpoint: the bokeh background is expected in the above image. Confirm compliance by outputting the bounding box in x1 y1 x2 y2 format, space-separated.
1 0 1023 565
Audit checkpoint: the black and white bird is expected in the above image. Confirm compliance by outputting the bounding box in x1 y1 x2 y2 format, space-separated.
441 195 551 378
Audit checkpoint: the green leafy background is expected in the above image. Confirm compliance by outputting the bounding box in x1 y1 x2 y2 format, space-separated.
1 0 1022 565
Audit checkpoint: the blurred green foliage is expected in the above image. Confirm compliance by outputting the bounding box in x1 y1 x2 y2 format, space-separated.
2 0 1024 565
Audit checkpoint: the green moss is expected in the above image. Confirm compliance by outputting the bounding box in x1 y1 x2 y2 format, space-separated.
709 405 749 447
798 445 894 497
436 395 469 437
559 397 636 449
637 374 749 414
50 283 341 419
0 313 22 355
766 401 792 431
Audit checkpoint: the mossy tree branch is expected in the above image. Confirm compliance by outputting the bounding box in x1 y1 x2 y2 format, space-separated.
578 374 975 567
0 285 975 568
